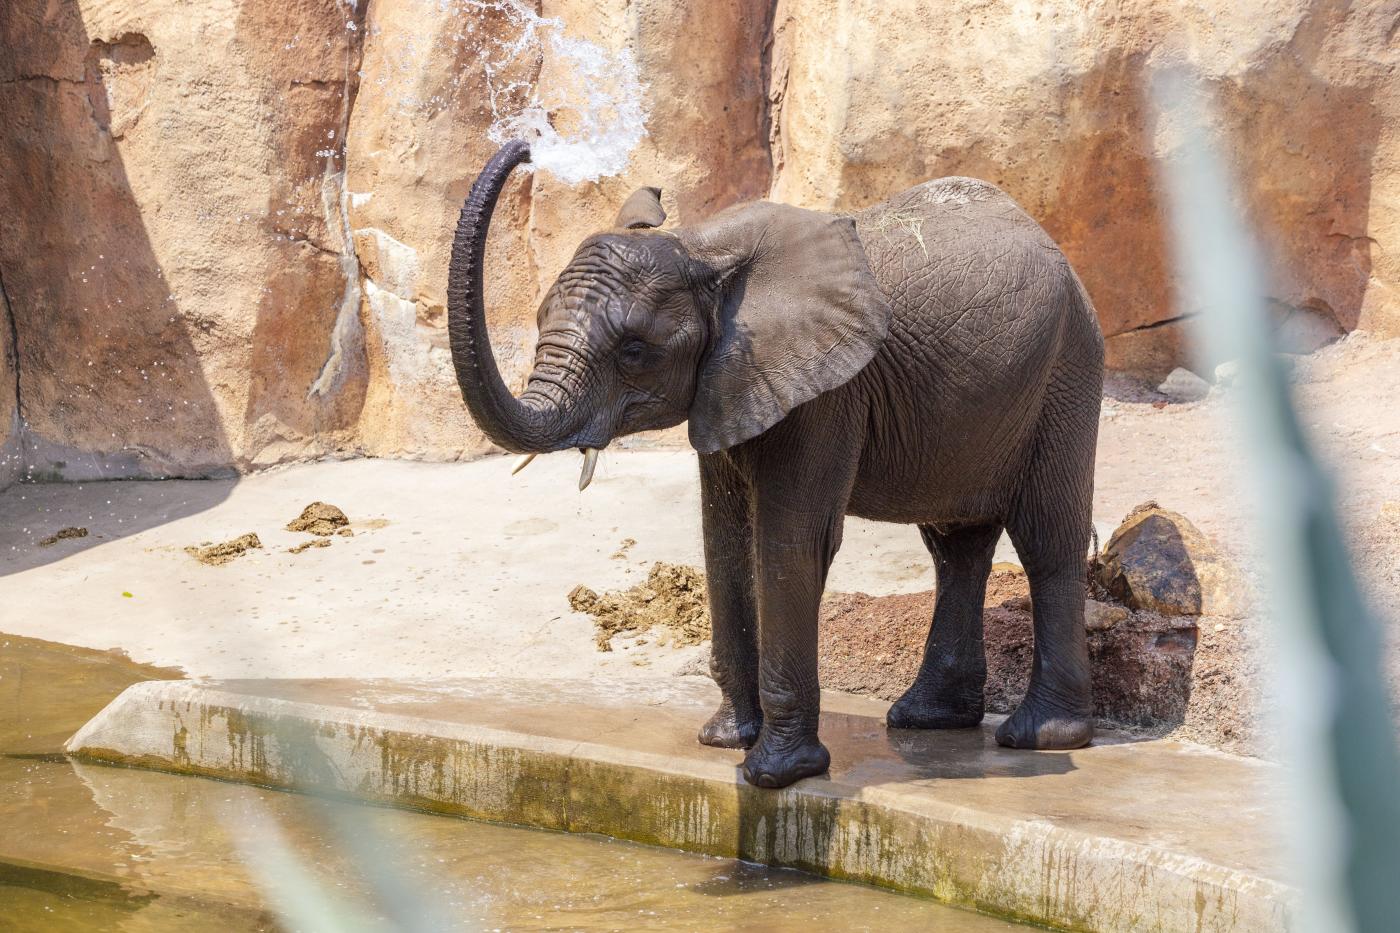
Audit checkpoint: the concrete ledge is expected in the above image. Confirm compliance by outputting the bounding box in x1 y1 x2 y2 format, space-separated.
67 677 1296 932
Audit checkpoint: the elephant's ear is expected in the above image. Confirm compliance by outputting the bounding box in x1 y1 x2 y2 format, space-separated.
614 186 666 229
681 202 891 453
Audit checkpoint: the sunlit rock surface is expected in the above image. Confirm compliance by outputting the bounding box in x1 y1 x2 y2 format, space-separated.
0 0 369 481
0 0 1397 478
767 0 1400 349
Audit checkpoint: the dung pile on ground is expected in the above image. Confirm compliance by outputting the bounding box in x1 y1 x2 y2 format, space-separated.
185 533 262 566
569 562 710 651
286 502 349 536
38 526 88 547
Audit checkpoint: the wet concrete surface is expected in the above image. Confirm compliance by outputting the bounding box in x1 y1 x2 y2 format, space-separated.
67 675 1295 932
1 633 1022 931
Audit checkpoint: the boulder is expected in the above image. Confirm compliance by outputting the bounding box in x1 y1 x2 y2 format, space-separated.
1098 504 1248 617
1157 367 1212 402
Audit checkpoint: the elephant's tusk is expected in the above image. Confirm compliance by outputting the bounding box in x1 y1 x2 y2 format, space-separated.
511 453 537 475
578 447 601 491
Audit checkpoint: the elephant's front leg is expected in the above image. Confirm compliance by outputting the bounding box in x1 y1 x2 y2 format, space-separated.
697 452 762 749
739 430 859 788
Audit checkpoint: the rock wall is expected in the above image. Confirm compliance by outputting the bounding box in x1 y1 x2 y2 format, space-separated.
0 273 18 490
0 0 367 479
766 0 1400 377
1 0 1397 479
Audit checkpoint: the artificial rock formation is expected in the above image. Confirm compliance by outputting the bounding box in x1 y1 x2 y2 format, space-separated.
0 0 369 482
767 0 1400 369
1 0 1397 482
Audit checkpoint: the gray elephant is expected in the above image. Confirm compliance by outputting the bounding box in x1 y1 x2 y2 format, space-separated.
447 141 1103 789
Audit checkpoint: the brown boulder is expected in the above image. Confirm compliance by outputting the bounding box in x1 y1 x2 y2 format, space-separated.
1098 504 1248 617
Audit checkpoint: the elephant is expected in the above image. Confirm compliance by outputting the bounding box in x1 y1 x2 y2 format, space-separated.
447 140 1104 789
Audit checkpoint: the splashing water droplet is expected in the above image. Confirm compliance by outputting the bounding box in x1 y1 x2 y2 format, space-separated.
475 1 648 185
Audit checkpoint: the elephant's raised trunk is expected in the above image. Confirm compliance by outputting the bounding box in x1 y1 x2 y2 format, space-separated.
447 140 563 454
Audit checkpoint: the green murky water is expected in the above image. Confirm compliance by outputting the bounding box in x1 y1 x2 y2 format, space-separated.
0 634 1027 931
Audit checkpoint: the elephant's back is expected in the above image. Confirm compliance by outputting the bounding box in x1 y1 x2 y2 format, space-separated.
854 176 1070 307
845 177 1101 524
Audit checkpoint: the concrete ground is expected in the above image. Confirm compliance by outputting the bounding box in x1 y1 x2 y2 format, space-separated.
0 635 1015 933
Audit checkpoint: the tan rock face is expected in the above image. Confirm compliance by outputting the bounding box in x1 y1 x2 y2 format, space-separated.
0 0 367 479
343 0 772 461
768 0 1400 344
1 0 1396 479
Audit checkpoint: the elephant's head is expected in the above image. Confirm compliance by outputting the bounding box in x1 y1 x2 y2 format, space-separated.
447 142 891 487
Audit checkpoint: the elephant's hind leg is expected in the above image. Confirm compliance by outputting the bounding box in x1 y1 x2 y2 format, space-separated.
887 522 1001 730
998 367 1098 750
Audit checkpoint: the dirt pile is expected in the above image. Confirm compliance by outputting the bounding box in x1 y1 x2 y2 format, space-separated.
569 563 710 651
286 502 350 536
289 539 331 555
37 526 88 547
585 555 1258 754
817 549 1263 753
820 571 1257 752
185 533 262 566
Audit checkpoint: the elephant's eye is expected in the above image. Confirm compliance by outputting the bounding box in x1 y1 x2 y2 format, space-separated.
619 338 650 368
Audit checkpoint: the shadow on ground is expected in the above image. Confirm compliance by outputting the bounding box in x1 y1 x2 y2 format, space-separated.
0 477 234 577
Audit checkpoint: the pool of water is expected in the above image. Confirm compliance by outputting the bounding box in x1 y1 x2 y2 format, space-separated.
0 633 1029 931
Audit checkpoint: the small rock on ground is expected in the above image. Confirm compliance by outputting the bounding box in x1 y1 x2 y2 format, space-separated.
1157 366 1212 401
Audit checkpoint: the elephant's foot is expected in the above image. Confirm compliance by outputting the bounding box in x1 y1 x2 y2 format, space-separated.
741 729 830 788
698 699 762 749
886 678 984 730
995 686 1093 750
